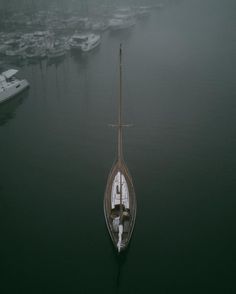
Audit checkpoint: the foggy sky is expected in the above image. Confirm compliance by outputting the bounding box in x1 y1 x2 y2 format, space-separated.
0 0 159 11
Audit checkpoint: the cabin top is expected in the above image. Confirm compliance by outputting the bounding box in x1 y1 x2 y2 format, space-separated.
2 69 18 79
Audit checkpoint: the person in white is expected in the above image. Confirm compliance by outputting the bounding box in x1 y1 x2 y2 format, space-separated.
117 224 124 252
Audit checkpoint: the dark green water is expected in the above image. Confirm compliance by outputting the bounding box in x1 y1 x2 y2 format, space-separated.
0 0 235 293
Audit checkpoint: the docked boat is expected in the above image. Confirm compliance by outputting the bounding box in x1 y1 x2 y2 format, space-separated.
91 20 109 31
135 6 151 18
5 39 28 57
70 33 100 52
47 43 66 59
81 34 101 52
0 69 29 104
69 33 90 50
108 13 135 30
104 45 137 253
25 46 46 59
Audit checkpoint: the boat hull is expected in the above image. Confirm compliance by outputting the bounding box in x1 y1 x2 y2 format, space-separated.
81 35 101 52
81 39 101 52
109 18 136 31
0 80 29 104
104 160 137 252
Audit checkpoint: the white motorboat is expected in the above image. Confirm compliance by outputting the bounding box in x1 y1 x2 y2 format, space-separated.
81 34 101 52
108 13 135 31
70 33 100 52
91 20 109 31
0 69 29 104
69 33 90 50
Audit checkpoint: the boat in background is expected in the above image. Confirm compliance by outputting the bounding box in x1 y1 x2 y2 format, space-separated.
81 34 101 52
91 20 109 32
135 6 151 19
108 13 135 31
47 41 66 59
25 45 46 59
104 45 137 253
70 33 101 52
69 33 90 50
5 41 27 58
0 69 29 104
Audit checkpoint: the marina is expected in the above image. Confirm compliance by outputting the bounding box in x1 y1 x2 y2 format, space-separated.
0 0 235 293
0 2 155 63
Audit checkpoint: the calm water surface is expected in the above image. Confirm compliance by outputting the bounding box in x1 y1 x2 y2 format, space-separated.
0 0 235 293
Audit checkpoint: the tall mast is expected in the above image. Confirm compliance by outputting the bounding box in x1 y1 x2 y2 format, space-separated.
118 44 123 163
118 45 124 227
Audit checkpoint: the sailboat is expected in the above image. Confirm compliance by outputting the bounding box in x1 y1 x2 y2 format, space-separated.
104 45 137 253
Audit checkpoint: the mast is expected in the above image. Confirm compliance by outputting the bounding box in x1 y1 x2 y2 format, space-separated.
118 44 123 163
118 44 124 223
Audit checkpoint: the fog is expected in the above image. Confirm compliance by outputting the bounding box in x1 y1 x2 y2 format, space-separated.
0 0 162 13
0 0 167 32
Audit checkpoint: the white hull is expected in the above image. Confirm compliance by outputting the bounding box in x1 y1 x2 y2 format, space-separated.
81 37 101 52
70 33 100 52
0 80 29 104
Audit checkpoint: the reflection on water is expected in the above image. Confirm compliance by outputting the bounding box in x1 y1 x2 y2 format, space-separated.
115 247 129 289
0 90 29 126
46 55 66 68
71 50 90 66
1 57 27 69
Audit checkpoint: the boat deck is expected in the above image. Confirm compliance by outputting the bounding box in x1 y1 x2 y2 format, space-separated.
104 160 136 251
